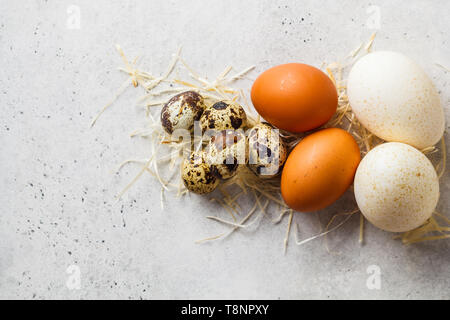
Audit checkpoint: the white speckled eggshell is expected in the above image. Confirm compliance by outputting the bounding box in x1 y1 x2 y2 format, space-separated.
354 142 439 232
347 51 445 149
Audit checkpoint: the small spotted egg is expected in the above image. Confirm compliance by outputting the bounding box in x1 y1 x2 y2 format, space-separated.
354 142 439 232
248 122 287 178
199 101 247 133
161 91 205 134
205 130 248 179
181 151 219 194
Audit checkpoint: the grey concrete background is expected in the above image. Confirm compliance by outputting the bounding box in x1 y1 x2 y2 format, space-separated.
0 0 449 299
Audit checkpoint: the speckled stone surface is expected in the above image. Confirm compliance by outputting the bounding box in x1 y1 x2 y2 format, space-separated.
0 0 449 300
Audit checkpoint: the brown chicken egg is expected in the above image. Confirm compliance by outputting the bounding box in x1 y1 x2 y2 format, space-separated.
251 63 338 132
281 128 361 212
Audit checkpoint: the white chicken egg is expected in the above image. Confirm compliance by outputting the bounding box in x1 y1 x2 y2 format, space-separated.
354 142 439 233
347 51 445 149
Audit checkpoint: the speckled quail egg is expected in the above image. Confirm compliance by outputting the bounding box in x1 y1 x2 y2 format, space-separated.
161 91 206 134
248 122 287 178
181 151 219 194
205 130 248 179
199 101 247 133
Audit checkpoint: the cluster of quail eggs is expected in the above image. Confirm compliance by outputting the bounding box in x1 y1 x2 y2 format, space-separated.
160 91 288 194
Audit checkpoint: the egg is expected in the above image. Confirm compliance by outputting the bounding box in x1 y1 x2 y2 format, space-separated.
161 91 206 134
181 151 219 194
251 63 338 132
199 101 247 133
347 51 445 149
354 142 439 232
205 129 248 179
281 128 361 212
248 122 287 178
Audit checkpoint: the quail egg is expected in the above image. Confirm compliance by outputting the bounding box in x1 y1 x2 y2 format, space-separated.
205 129 248 179
181 151 219 194
199 101 247 134
248 122 287 178
161 91 205 134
